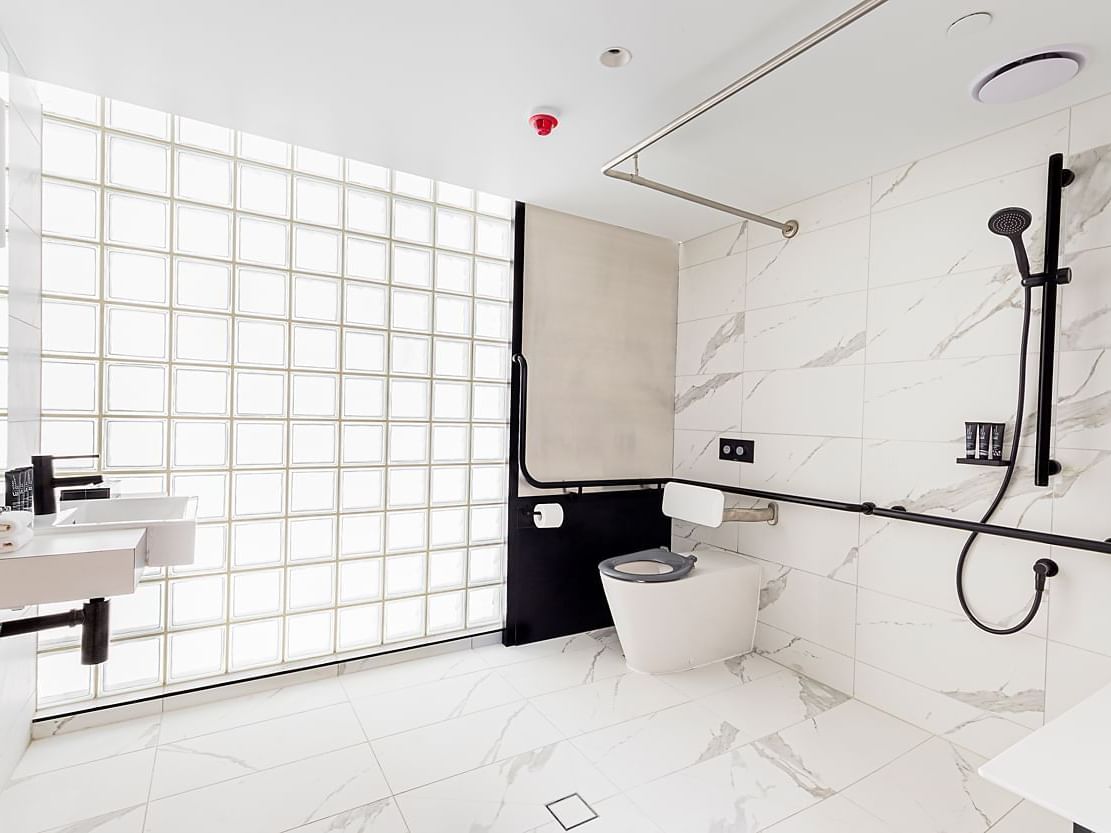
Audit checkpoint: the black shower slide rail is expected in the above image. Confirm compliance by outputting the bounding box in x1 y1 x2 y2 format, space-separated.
512 354 1111 557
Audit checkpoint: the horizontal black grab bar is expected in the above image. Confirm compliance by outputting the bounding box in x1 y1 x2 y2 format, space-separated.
511 353 1111 556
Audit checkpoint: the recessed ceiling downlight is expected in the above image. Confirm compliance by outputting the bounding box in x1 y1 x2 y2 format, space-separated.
600 47 632 68
974 51 1083 104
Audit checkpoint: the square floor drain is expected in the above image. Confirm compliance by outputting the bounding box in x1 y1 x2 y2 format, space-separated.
545 793 598 830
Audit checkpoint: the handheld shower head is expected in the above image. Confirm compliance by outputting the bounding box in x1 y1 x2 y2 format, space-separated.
988 207 1033 278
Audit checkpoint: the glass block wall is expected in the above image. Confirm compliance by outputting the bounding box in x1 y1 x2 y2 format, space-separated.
32 82 513 709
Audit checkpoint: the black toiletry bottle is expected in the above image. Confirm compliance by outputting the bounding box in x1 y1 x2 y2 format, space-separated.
964 423 977 459
977 422 990 459
989 423 1004 461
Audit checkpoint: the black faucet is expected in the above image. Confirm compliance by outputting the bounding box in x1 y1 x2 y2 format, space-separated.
31 455 104 516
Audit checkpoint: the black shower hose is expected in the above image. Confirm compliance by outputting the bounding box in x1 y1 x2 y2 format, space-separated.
955 284 1059 635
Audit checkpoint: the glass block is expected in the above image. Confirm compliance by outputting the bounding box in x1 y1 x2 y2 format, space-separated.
43 181 99 240
429 549 466 591
42 361 97 412
170 575 227 627
391 290 431 333
233 470 285 516
234 371 286 417
427 591 465 634
337 604 383 651
110 582 163 635
435 252 472 294
287 563 335 611
388 424 428 464
469 544 505 584
41 419 97 460
340 561 384 606
288 516 335 562
236 319 287 366
340 467 384 511
106 134 169 194
43 119 100 181
474 300 511 341
475 216 512 259
105 249 168 304
292 374 339 418
343 330 386 373
432 381 469 421
292 324 339 370
430 466 468 505
237 267 288 317
344 284 388 328
176 117 234 154
434 295 470 336
176 313 231 364
476 192 513 218
286 610 334 660
430 507 466 548
174 368 228 415
340 513 383 558
346 188 388 236
342 423 385 465
234 421 286 467
389 379 429 419
172 472 228 519
471 465 507 503
238 164 291 217
290 469 338 513
294 177 341 226
294 147 342 179
472 384 508 422
238 133 291 168
436 208 474 252
472 425 508 461
342 158 386 188
36 81 99 123
436 182 474 209
106 99 170 138
43 300 99 355
101 637 163 693
230 618 282 670
390 334 430 376
293 275 340 322
173 421 229 467
385 553 426 597
114 474 169 495
37 649 93 707
433 338 470 378
176 149 234 206
168 627 226 681
467 585 503 627
106 191 170 250
105 419 166 468
386 511 426 554
293 226 341 275
172 523 228 575
42 240 99 296
475 259 512 300
176 259 232 311
107 363 167 413
342 376 385 419
432 425 468 463
392 200 433 244
291 422 338 465
474 343 510 381
176 204 233 259
238 215 290 267
384 596 425 643
387 467 427 509
392 245 432 288
231 569 283 618
393 171 433 200
345 236 388 282
470 505 506 544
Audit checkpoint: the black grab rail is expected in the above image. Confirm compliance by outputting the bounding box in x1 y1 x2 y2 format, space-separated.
512 353 1111 556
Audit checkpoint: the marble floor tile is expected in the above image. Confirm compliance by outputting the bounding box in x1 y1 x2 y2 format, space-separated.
530 672 687 736
763 794 896 833
285 798 410 833
143 744 389 833
525 794 664 833
14 714 160 778
986 800 1072 833
339 649 491 700
371 701 563 792
656 651 781 699
497 643 629 697
41 805 148 833
473 629 623 669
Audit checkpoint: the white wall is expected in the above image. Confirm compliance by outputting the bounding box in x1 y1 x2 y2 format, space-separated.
673 90 1111 760
0 26 42 791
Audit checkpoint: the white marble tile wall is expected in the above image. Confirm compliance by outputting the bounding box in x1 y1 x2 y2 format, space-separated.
674 90 1111 745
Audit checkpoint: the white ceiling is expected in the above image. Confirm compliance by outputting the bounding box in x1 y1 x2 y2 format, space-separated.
3 0 1111 241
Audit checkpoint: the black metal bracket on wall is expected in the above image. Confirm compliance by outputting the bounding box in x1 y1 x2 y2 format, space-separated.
0 598 110 664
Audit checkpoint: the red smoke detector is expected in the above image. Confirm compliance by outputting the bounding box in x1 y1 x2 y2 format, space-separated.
529 113 559 136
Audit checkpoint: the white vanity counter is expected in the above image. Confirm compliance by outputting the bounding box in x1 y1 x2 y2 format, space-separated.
980 682 1111 833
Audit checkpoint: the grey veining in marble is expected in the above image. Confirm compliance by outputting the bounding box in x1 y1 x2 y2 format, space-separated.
674 373 741 414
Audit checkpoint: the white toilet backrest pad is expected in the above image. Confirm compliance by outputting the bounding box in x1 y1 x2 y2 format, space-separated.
662 482 725 528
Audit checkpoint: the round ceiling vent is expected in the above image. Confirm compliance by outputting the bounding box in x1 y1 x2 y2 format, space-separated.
973 51 1083 104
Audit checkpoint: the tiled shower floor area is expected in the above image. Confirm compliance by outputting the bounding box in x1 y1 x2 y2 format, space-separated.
0 629 1069 833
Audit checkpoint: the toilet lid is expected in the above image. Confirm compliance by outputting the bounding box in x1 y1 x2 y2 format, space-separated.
598 549 697 583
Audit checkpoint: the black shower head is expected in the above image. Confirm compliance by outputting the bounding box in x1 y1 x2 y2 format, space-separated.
988 206 1032 279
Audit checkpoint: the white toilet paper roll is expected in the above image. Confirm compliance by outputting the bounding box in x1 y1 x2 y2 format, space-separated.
533 503 564 529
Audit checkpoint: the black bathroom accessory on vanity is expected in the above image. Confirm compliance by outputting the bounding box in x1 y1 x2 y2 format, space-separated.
31 453 104 516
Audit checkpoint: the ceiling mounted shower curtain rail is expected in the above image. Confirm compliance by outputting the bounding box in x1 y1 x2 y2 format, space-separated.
512 354 1111 557
601 0 892 238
